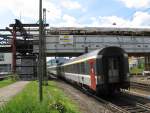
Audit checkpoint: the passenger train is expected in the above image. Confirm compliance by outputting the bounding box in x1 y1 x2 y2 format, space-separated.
48 46 130 95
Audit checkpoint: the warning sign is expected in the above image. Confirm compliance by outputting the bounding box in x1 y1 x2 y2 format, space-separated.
59 35 73 45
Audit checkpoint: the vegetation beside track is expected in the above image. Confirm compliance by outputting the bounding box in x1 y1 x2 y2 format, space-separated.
0 78 16 88
130 67 144 75
129 59 144 75
0 81 80 113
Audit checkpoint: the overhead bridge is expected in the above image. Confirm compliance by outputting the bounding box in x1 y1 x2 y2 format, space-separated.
2 23 150 78
33 27 150 56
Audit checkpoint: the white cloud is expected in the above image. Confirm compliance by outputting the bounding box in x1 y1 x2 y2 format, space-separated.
0 0 62 22
61 0 82 10
50 11 150 28
0 0 38 20
118 0 150 9
131 12 150 26
0 0 84 24
57 14 81 27
63 14 77 22
89 11 150 27
43 1 62 21
0 0 150 28
89 16 130 27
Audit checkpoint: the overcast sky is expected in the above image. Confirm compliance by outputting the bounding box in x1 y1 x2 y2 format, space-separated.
1 0 150 28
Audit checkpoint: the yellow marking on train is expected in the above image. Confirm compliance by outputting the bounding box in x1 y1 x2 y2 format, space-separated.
63 56 97 66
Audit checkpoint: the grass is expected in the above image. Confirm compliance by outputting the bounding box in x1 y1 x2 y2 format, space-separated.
130 67 144 74
0 81 80 113
0 78 16 88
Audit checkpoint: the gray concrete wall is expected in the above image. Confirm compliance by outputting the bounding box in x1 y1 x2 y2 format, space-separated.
16 56 37 80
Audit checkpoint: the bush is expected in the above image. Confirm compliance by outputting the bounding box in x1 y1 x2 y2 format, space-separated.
10 74 20 81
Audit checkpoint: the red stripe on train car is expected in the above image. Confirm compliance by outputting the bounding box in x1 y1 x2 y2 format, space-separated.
88 59 96 91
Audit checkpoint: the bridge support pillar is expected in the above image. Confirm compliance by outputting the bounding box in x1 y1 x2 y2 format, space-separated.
16 55 37 80
144 55 150 72
12 27 16 74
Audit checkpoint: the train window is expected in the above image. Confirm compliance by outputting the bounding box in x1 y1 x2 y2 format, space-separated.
65 66 67 72
76 64 79 74
71 64 74 73
79 63 81 74
83 62 86 74
73 64 75 73
80 63 82 74
96 45 99 47
80 62 84 74
67 65 69 72
64 66 65 72
85 61 90 75
82 62 85 74
78 63 81 74
61 66 64 73
85 62 87 74
69 65 71 73
77 63 79 74
78 63 80 74
64 66 66 72
70 64 73 73
74 64 77 74
67 65 70 73
68 65 70 73
113 58 118 69
70 65 72 73
83 62 86 75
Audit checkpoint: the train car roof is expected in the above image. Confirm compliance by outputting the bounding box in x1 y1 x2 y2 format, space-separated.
62 49 100 66
62 46 126 66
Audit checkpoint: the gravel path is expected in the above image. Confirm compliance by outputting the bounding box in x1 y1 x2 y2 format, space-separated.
55 80 112 113
0 81 29 106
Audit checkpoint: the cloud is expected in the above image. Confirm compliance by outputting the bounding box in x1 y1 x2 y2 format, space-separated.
0 0 84 24
88 11 150 27
89 16 130 27
61 0 82 10
43 1 62 21
0 0 62 22
49 11 150 28
55 14 81 27
0 0 38 20
118 0 150 9
131 12 150 26
0 0 150 28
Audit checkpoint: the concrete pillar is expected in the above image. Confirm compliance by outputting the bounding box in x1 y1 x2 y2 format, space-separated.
16 55 37 80
145 56 150 71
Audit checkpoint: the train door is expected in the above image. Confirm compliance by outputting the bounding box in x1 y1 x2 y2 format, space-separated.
89 59 96 90
108 57 119 83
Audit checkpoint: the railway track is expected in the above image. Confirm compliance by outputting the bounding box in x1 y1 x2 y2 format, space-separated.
79 88 127 113
130 82 150 91
56 79 150 113
109 93 150 113
75 85 150 113
95 92 150 113
81 87 150 112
